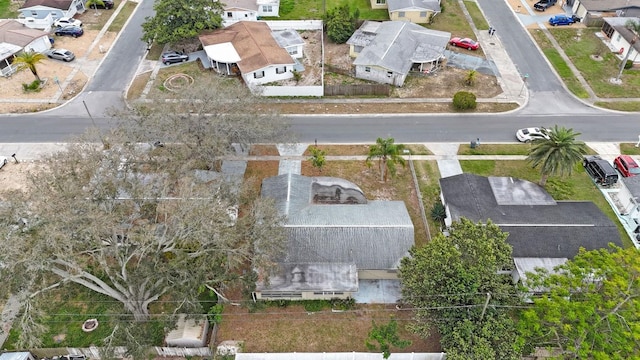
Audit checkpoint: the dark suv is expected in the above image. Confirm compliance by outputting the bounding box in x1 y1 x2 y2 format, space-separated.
90 0 114 9
161 51 189 65
54 25 84 37
583 156 619 187
534 0 556 11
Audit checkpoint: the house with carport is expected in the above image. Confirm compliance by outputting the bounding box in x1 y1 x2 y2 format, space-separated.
369 0 441 24
18 0 85 29
439 174 623 286
255 173 414 301
347 20 450 86
221 0 280 26
601 17 640 65
570 0 640 25
0 19 52 77
198 21 302 86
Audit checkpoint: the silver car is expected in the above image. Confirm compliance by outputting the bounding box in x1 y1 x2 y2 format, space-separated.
44 48 75 62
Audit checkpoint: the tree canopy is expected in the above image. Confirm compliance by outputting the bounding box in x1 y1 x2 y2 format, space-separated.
0 81 290 349
13 50 45 82
518 246 640 359
141 0 223 45
366 137 405 182
324 4 357 43
399 218 523 359
526 125 587 186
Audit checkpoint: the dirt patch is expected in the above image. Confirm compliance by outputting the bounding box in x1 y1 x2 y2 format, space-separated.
303 144 371 156
257 101 518 114
0 161 47 199
215 304 442 353
249 145 280 156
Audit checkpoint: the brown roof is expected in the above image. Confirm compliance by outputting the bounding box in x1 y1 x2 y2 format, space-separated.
0 19 48 47
199 21 294 73
20 0 73 10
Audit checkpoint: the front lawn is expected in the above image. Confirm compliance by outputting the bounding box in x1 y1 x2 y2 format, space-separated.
548 28 640 98
267 0 388 20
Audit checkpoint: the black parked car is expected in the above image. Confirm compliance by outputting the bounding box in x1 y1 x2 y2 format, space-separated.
90 0 114 9
161 51 189 65
534 0 556 11
54 25 84 38
583 156 619 187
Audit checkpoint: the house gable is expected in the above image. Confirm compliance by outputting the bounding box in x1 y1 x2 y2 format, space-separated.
0 19 50 48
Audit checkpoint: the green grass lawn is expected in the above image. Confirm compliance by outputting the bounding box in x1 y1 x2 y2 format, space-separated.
460 160 632 248
0 0 18 18
266 0 388 20
107 1 137 32
548 28 640 98
463 1 488 30
529 29 590 99
431 0 475 37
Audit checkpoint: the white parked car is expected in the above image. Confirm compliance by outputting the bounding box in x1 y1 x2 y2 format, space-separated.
516 127 550 142
53 17 82 28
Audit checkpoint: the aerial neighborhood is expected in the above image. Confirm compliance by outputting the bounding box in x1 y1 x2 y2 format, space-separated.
0 0 639 358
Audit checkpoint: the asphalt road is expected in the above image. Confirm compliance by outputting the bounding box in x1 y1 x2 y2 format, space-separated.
0 0 636 144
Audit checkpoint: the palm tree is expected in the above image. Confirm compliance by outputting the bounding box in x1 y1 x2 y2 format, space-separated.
13 50 46 83
526 125 588 186
366 137 406 182
615 19 640 82
85 0 105 15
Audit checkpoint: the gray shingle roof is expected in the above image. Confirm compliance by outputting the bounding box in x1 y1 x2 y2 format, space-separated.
388 0 442 12
440 173 622 258
261 174 414 270
350 21 450 74
578 0 640 11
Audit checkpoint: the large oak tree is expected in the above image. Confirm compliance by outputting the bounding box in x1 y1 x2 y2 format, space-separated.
0 81 290 348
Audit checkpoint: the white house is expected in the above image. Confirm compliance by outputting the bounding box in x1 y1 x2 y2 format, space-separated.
198 21 300 86
221 0 279 26
0 19 52 76
19 0 85 25
601 17 640 65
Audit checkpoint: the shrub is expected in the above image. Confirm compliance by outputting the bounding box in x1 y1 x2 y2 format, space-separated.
452 91 477 110
624 60 634 69
22 79 41 92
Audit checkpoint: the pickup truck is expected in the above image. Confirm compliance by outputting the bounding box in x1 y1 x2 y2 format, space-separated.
534 0 557 11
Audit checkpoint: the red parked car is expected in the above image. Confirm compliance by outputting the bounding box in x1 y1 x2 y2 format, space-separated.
449 37 480 50
614 155 640 177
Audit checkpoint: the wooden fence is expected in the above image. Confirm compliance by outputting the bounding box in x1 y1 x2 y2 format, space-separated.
324 84 390 96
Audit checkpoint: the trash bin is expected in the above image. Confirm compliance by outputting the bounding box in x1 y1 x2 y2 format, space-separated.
470 141 477 149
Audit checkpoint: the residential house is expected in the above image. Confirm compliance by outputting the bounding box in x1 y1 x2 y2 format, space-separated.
347 20 450 86
255 174 414 300
0 19 52 77
199 21 301 86
369 0 441 24
439 174 623 284
609 174 640 240
19 0 85 26
221 0 280 26
571 0 640 25
601 17 640 64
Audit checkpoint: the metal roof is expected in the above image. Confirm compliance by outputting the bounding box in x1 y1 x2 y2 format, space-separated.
272 29 305 48
255 263 359 292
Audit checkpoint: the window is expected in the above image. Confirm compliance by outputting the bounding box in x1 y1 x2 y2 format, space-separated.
276 67 286 74
617 34 622 41
398 11 405 17
420 11 427 17
254 71 265 79
227 12 232 18
365 66 371 72
387 71 393 78
288 48 298 55
31 10 37 16
376 0 386 4
263 5 272 12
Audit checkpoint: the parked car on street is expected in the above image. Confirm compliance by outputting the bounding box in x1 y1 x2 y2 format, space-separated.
89 0 114 9
548 14 581 26
613 155 640 177
53 17 82 28
534 0 556 11
583 155 619 186
516 127 550 142
449 37 479 50
54 26 84 38
161 51 189 65
44 48 75 62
